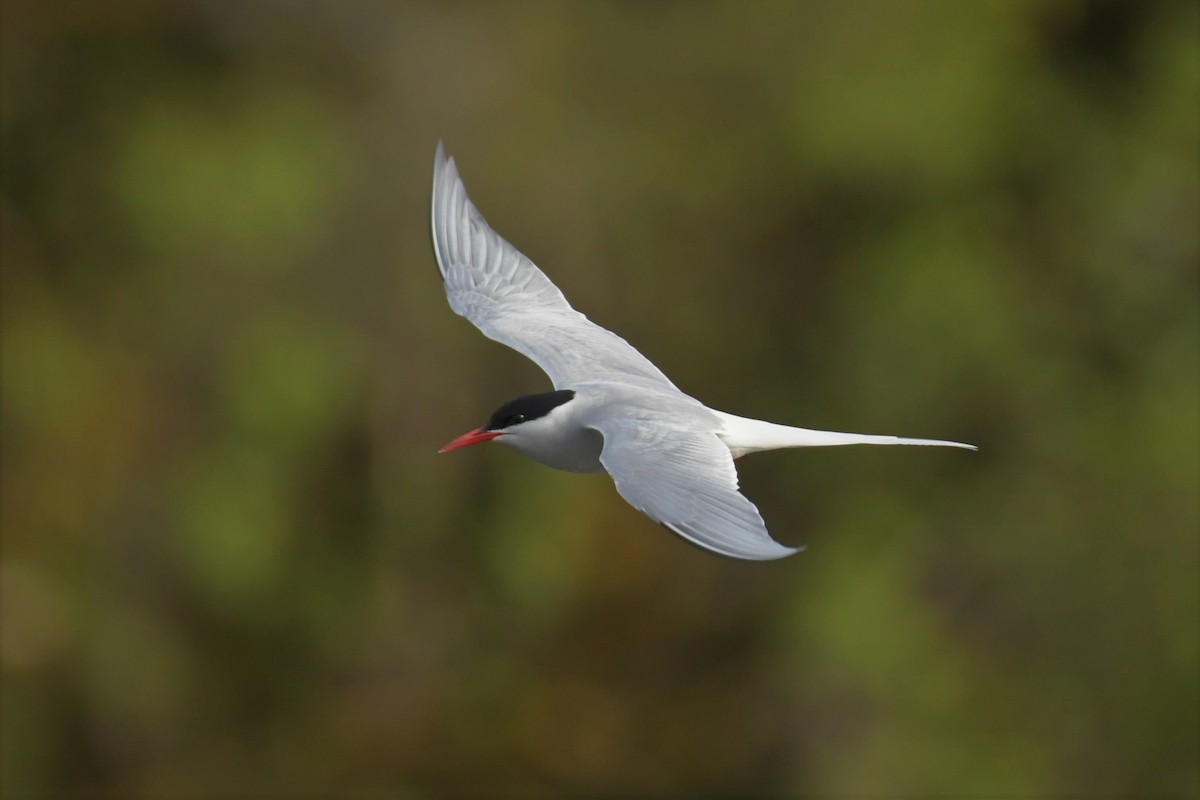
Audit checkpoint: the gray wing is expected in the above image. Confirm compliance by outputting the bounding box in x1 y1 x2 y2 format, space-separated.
592 417 802 561
431 143 677 390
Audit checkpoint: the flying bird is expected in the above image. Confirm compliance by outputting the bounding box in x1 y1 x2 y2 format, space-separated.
431 143 975 560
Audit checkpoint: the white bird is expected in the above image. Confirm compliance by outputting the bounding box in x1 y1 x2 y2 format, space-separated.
432 143 975 560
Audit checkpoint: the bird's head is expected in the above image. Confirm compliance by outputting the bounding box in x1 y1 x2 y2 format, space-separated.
439 389 576 452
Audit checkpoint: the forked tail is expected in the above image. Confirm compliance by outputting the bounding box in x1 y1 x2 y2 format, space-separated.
714 410 977 459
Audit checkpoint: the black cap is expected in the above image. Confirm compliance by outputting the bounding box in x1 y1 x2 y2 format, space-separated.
484 390 576 431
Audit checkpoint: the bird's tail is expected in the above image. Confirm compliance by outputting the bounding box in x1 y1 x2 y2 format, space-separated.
714 410 977 459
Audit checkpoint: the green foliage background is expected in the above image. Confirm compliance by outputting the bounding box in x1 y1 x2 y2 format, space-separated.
2 2 1197 796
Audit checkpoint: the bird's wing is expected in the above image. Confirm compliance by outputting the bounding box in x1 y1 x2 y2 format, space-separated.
431 144 678 391
434 144 797 560
591 417 802 561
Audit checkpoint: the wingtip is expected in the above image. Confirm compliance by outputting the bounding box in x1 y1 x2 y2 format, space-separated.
663 521 803 561
773 542 806 559
431 140 456 282
747 544 804 561
433 140 449 175
432 140 461 194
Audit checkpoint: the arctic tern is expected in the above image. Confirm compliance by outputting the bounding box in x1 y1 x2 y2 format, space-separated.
432 143 975 560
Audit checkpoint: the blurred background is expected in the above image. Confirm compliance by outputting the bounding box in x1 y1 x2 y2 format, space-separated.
2 1 1197 796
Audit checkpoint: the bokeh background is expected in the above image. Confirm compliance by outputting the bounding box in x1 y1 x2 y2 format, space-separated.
3 1 1197 797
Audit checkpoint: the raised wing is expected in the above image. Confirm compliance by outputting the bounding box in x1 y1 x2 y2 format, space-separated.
431 143 677 390
592 417 802 561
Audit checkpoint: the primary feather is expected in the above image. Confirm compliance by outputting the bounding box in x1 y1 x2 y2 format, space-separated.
431 143 678 390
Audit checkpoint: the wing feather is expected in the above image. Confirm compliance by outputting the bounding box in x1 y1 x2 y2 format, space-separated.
592 418 801 561
431 143 677 390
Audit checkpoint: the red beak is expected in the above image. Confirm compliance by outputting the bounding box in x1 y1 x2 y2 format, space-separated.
439 427 503 453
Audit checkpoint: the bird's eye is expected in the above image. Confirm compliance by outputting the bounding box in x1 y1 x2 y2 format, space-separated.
510 414 525 425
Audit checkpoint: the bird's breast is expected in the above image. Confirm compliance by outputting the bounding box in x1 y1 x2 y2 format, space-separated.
502 425 606 474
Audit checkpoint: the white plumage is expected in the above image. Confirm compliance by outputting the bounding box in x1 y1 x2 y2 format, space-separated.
432 143 975 560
